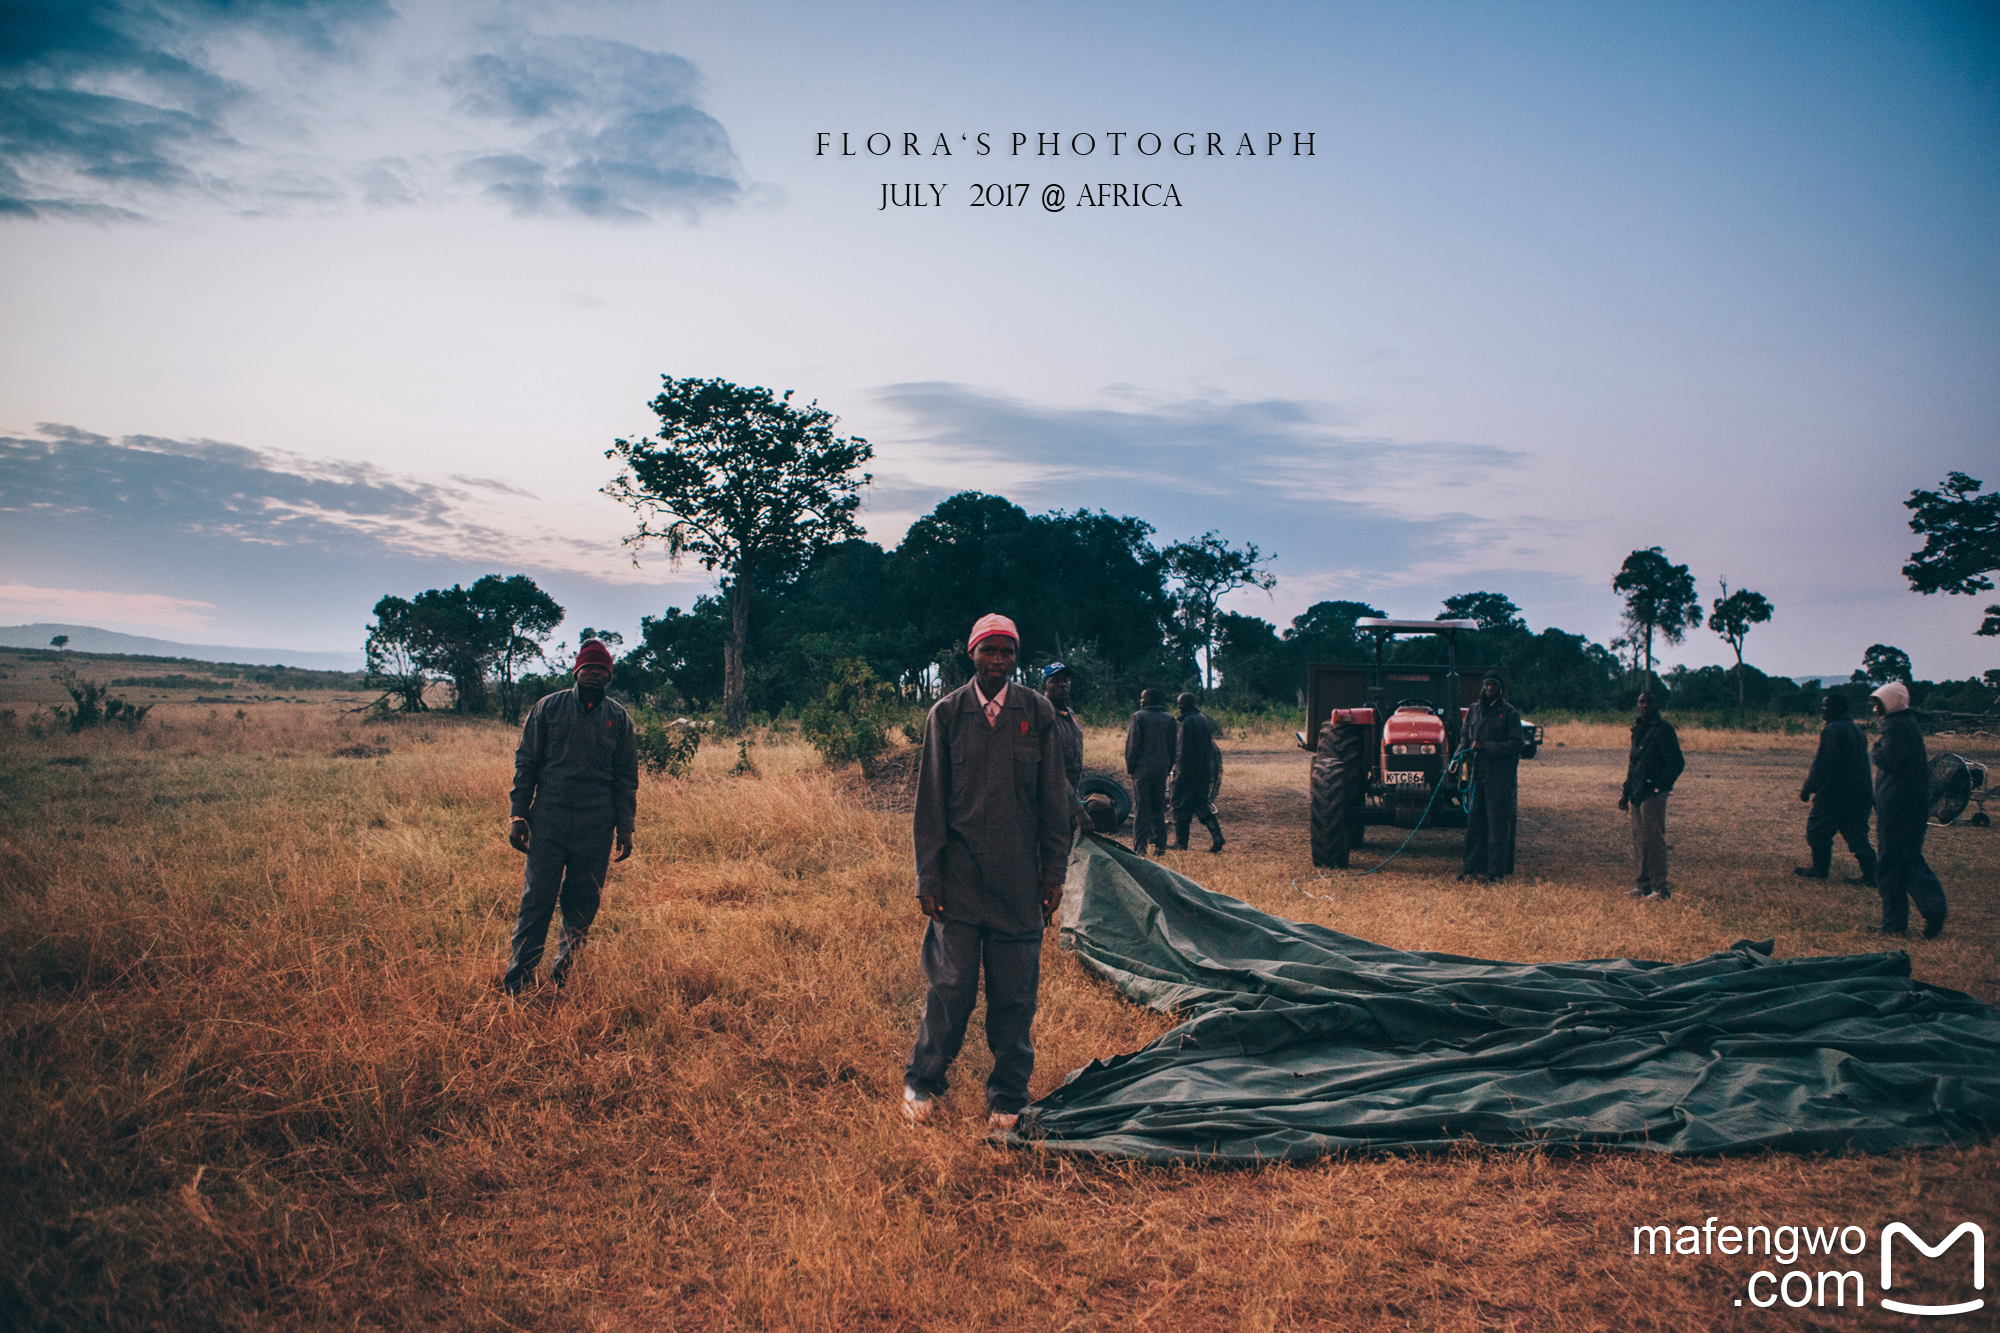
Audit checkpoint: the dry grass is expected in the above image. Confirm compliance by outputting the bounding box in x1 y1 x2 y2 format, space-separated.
2 698 1996 1331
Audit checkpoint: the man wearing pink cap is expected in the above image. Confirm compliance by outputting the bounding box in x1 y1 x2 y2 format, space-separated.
904 613 1072 1131
503 638 638 995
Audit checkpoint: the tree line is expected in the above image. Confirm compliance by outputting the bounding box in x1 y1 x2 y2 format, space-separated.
361 376 1999 727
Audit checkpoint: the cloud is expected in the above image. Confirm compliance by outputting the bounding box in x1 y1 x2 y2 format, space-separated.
0 422 632 575
443 35 743 220
867 382 1534 581
0 581 218 632
872 381 1525 503
0 3 746 222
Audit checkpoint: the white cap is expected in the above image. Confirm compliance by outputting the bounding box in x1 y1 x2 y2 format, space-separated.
1870 681 1910 714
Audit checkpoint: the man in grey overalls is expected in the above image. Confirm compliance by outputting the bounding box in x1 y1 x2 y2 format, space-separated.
904 613 1070 1131
504 639 637 994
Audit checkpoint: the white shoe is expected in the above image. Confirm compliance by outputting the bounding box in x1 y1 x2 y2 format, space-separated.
987 1111 1019 1133
902 1086 936 1124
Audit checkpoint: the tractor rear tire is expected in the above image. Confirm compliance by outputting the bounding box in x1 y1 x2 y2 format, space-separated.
1078 773 1132 832
1311 721 1365 869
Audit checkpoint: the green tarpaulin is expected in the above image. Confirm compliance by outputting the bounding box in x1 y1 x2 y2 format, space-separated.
1012 835 2000 1162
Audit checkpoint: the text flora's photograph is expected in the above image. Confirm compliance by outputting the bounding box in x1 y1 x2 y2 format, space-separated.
1 1 1997 1329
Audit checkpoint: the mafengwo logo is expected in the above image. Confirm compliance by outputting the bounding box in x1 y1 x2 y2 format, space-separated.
1631 1218 1986 1314
1881 1223 1985 1317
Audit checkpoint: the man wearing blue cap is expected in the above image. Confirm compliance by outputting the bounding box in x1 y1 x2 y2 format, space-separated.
1042 661 1085 826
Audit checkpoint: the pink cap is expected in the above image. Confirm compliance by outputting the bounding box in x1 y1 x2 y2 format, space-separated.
967 613 1019 653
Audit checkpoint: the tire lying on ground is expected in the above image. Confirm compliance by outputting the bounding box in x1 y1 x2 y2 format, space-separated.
1311 721 1365 869
1078 773 1133 832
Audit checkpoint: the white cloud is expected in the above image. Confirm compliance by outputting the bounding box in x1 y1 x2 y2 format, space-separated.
0 583 218 633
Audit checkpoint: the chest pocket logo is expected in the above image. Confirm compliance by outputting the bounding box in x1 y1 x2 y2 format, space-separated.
1020 719 1029 735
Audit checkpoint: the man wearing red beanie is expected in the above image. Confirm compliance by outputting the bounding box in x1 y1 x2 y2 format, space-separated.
903 613 1071 1131
503 638 638 994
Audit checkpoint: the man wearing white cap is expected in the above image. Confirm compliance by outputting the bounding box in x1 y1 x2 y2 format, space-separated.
1867 681 1948 938
904 613 1071 1132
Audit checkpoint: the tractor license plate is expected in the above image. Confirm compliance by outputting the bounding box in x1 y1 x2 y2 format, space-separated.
1383 770 1426 786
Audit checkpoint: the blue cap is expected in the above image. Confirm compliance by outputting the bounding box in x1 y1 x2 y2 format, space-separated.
1041 661 1070 682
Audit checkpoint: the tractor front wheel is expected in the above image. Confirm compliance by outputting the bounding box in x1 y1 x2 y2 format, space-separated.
1310 721 1365 868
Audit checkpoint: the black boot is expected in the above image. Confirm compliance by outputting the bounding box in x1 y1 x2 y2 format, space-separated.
1850 852 1878 889
1171 817 1191 851
1792 867 1828 879
1201 813 1225 853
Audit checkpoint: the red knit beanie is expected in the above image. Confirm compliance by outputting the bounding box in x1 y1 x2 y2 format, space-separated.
967 613 1019 653
574 639 615 672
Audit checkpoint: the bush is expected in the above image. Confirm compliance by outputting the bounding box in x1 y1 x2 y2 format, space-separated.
49 667 151 732
800 658 896 775
634 710 705 778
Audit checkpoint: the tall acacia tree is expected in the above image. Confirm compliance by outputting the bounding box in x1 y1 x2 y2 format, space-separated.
1612 547 1702 690
1707 580 1773 713
605 377 872 732
472 574 565 723
1903 472 2000 637
1164 532 1277 690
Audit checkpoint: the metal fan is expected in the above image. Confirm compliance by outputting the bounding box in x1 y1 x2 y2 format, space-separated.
1928 753 1974 825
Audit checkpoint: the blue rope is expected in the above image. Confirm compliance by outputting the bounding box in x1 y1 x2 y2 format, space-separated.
1345 748 1473 879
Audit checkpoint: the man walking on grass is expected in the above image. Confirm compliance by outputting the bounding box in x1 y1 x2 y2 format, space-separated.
1124 688 1176 855
1170 692 1225 853
1618 690 1683 902
905 614 1071 1132
1867 681 1947 939
504 639 637 995
1794 692 1877 888
1460 670 1524 881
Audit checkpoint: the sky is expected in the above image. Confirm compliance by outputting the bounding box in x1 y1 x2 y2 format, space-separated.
1 0 1996 680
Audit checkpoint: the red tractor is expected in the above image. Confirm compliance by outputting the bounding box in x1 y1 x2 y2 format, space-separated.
1296 618 1542 869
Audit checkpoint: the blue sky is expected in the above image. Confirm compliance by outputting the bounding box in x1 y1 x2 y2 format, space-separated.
2 1 1995 678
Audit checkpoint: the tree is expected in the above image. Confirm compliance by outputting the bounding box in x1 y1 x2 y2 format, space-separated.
1861 643 1913 686
1211 612 1295 705
1284 601 1386 666
1440 592 1526 634
472 574 564 723
1612 547 1702 689
407 585 494 714
1706 581 1773 713
1903 472 2000 638
1163 532 1277 690
364 595 431 712
605 377 873 732
890 492 1039 689
49 634 68 650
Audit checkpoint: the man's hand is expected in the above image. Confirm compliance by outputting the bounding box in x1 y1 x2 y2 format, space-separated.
1617 797 1629 813
1799 788 1812 803
918 895 946 922
615 828 633 862
1041 882 1063 926
508 817 530 854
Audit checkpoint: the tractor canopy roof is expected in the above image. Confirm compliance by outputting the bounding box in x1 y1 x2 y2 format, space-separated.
1356 618 1480 635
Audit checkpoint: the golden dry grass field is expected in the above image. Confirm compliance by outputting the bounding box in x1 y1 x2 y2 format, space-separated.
2 654 1997 1331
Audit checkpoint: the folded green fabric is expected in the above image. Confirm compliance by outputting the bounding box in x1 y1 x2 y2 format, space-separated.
1016 835 2000 1161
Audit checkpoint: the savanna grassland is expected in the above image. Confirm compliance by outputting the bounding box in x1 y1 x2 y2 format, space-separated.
2 656 1997 1331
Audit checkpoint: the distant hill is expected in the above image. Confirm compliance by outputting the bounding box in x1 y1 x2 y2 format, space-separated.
0 624 364 673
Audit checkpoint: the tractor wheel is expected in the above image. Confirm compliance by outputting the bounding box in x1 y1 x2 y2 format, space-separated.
1078 773 1132 832
1311 721 1365 869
